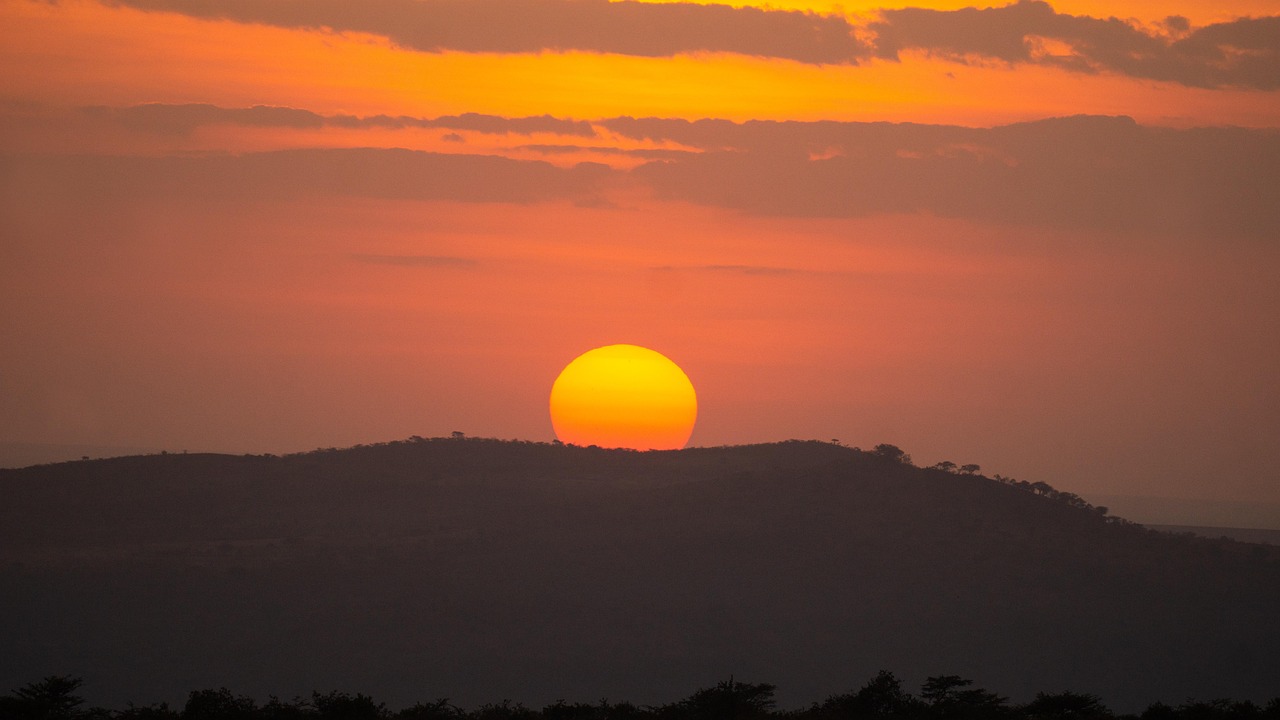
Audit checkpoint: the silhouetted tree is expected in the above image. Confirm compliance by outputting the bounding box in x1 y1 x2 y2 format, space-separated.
921 677 968 706
921 676 1007 719
872 444 912 465
1174 699 1265 720
1023 692 1112 720
1 676 89 720
114 704 179 720
313 690 385 719
673 678 776 720
397 698 466 720
820 671 921 718
472 700 536 720
260 696 310 720
541 699 625 720
958 464 980 475
932 461 958 473
1139 702 1179 720
182 688 257 720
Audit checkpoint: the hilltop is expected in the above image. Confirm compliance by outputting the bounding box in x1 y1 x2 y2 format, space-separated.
2 438 1278 711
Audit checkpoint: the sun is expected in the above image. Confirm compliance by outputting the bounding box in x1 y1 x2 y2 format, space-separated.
549 344 697 451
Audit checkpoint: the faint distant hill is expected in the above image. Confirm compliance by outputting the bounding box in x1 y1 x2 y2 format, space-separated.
1146 524 1280 546
2 438 1277 711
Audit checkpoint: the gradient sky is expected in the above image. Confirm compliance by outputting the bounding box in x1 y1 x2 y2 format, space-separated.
2 0 1278 516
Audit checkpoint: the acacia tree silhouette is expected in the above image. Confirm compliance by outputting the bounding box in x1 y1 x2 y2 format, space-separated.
671 678 776 720
819 670 921 718
921 676 1008 719
0 676 89 720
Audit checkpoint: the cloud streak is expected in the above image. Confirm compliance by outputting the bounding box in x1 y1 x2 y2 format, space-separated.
0 148 614 204
870 0 1280 90
110 0 869 65
85 104 596 137
8 115 1278 239
107 0 1280 90
615 114 1280 239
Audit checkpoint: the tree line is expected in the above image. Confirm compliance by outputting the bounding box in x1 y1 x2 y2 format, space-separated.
6 674 1278 720
867 443 1121 522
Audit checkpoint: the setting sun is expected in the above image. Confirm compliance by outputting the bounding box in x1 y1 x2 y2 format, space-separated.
549 345 697 451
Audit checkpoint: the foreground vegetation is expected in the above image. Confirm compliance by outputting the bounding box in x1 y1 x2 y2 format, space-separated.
5 439 1279 712
6 674 1280 720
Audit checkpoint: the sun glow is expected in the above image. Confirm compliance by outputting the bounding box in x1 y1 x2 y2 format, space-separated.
549 345 697 451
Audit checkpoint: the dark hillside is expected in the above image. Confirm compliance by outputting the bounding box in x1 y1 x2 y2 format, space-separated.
1 438 1277 711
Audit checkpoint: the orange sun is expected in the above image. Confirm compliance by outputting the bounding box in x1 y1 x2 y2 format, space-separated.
549 344 697 451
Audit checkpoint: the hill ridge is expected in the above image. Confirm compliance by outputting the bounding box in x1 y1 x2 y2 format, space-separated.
2 436 1277 710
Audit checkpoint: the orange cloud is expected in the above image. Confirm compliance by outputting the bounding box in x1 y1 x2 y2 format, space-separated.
101 0 1280 89
5 0 1279 128
870 2 1280 90
110 0 872 63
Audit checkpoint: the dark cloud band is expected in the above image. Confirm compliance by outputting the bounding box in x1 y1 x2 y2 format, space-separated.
108 0 1280 90
110 0 869 65
871 0 1280 90
84 104 596 137
10 114 1280 239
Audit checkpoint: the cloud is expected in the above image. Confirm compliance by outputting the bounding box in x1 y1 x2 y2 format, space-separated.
104 0 1280 88
1 147 616 204
599 116 969 155
84 103 325 135
110 0 870 64
423 113 595 137
621 115 1280 239
85 104 596 137
7 116 1278 240
869 0 1280 90
518 144 693 160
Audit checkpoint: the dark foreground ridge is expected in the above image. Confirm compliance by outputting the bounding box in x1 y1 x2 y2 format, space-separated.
2 438 1278 712
6 674 1280 720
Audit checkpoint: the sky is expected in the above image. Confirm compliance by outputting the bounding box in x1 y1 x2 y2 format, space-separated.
1 0 1278 519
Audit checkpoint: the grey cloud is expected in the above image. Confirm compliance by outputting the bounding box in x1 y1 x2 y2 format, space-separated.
7 116 1278 241
600 116 968 156
1161 15 1191 34
623 115 1280 240
83 103 325 135
84 104 595 137
1 147 615 204
518 144 694 160
110 0 869 64
104 0 1279 87
870 0 1280 90
422 113 595 137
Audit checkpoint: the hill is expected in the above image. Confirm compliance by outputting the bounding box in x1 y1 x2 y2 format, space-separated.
2 438 1278 711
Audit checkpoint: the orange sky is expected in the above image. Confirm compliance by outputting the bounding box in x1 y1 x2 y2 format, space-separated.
3 0 1279 129
2 0 1279 519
